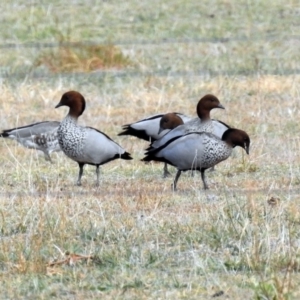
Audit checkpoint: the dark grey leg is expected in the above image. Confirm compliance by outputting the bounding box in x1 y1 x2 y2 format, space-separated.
201 169 209 190
208 166 215 172
163 163 171 178
77 163 84 186
96 165 100 186
172 170 182 191
44 152 53 163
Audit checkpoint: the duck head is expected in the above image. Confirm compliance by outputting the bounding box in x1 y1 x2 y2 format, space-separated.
158 113 184 134
196 94 225 121
55 91 86 118
222 128 250 154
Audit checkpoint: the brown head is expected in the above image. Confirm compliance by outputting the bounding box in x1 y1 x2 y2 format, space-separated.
222 128 250 154
55 91 86 118
158 113 184 134
196 94 225 121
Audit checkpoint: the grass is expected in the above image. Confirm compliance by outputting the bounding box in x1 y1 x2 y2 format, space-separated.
1 0 300 299
1 75 300 299
34 35 132 73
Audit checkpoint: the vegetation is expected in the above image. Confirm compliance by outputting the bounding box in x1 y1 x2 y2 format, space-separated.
35 39 132 72
0 0 300 299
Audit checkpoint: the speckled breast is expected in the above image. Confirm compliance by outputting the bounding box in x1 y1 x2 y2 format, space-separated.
201 135 231 168
186 119 213 134
57 120 86 160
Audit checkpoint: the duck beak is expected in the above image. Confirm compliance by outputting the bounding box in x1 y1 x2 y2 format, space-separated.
218 103 225 109
245 143 249 155
55 102 62 109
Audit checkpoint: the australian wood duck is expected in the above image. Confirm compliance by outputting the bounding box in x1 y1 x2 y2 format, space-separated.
118 113 191 142
150 94 228 150
0 121 60 162
142 128 250 191
55 91 132 186
158 112 231 173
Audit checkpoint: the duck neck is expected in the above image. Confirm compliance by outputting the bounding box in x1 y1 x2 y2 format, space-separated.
64 114 78 125
197 109 210 121
221 129 235 148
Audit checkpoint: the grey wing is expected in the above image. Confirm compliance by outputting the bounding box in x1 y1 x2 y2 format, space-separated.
176 113 192 123
152 124 186 148
157 133 207 170
129 114 162 140
212 120 230 138
81 128 126 164
3 121 60 138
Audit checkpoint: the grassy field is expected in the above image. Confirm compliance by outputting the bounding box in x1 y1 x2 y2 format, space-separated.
1 1 300 299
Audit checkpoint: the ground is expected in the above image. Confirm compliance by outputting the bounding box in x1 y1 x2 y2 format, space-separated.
0 1 300 299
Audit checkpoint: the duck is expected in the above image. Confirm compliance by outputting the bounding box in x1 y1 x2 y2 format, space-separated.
158 112 231 175
55 91 133 186
142 128 250 191
118 112 191 142
0 121 61 162
150 94 228 150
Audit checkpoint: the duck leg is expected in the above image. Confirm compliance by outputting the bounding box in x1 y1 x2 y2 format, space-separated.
200 169 209 190
209 166 215 172
77 163 84 186
43 151 53 163
172 170 182 191
163 163 171 178
95 165 100 186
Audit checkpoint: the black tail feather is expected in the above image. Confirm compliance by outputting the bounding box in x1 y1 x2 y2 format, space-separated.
141 155 152 162
121 151 133 160
118 125 131 136
118 126 154 142
0 131 9 137
141 151 167 164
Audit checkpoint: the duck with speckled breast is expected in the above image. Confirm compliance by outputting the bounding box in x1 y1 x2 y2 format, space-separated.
55 91 132 186
146 94 230 177
149 94 229 150
142 128 250 191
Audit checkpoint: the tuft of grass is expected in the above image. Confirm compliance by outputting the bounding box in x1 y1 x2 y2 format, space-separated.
34 42 132 73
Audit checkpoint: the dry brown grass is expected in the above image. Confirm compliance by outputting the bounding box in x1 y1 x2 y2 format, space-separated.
34 43 132 73
1 0 300 298
1 74 300 298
